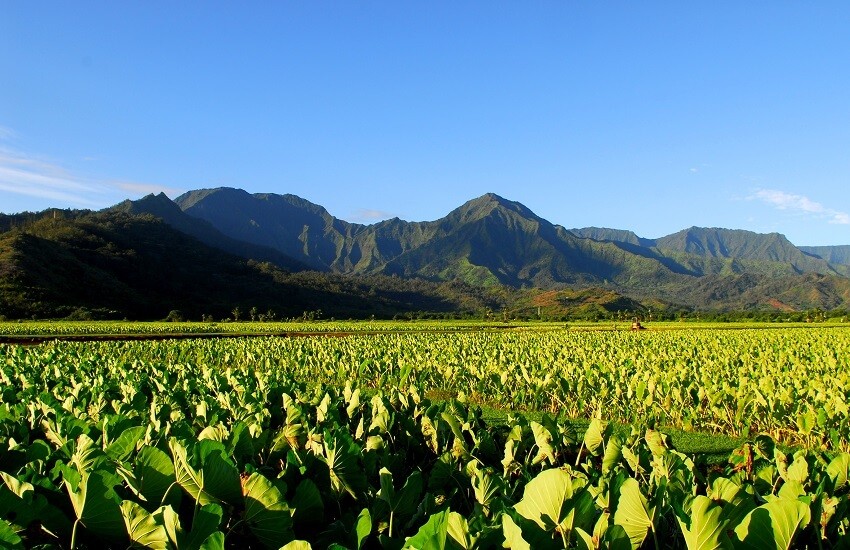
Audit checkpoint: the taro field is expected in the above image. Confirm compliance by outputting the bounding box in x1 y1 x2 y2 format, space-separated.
1 325 849 548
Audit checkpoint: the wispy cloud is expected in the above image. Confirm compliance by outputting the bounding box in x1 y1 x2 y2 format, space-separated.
751 188 849 225
0 126 16 141
111 180 181 197
0 149 102 206
350 208 397 223
0 133 181 209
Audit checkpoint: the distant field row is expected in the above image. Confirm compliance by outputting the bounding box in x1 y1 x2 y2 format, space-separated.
0 318 843 337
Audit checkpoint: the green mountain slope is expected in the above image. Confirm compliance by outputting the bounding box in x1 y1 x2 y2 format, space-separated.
801 245 850 266
654 227 845 275
165 188 850 310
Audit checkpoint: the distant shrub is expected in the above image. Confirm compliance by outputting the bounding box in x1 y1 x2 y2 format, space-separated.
164 310 184 322
66 308 93 321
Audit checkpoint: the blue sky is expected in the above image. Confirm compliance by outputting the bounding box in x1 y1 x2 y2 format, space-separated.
1 3 849 245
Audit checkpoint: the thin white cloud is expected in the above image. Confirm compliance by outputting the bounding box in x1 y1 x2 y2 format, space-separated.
0 126 16 141
0 149 102 206
0 138 180 209
350 208 397 223
751 188 849 225
111 180 181 197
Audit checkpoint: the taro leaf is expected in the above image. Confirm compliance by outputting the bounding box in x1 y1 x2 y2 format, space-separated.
784 455 808 485
732 498 811 550
120 500 169 550
778 480 806 500
134 446 178 508
66 469 126 541
584 418 608 456
472 468 502 514
574 527 595 550
0 472 47 531
709 478 757 527
826 453 850 489
753 435 775 460
446 512 472 549
403 509 448 550
602 435 624 474
676 496 732 550
530 422 557 465
644 430 668 458
227 422 255 464
242 472 295 549
163 503 223 550
354 508 372 550
325 434 367 501
603 524 633 550
377 468 423 520
71 433 107 473
196 442 242 506
346 388 362 420
440 412 469 456
198 531 225 550
106 426 146 462
0 471 71 535
613 478 653 550
369 395 392 434
292 479 324 528
501 514 532 550
169 439 219 506
0 519 23 550
281 541 312 550
514 468 576 536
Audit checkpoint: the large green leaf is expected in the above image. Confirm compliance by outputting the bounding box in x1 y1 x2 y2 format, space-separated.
0 520 23 550
514 468 581 539
325 434 367 500
501 514 532 550
169 440 219 506
163 503 223 550
106 426 146 462
65 469 127 541
676 496 732 550
292 479 324 528
377 468 423 522
826 453 850 489
732 498 811 550
71 433 107 473
403 509 448 550
134 446 178 508
583 418 608 456
120 500 169 550
530 422 557 465
612 478 653 550
354 508 372 550
198 531 225 550
196 443 242 506
602 435 624 474
242 472 295 549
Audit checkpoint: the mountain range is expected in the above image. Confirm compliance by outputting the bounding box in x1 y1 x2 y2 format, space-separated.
1 187 849 319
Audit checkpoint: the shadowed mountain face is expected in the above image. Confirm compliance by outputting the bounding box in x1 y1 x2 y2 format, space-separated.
0 210 517 320
109 193 310 272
